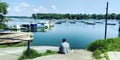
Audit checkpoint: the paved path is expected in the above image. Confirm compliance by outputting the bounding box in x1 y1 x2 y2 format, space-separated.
0 46 59 60
108 51 120 60
33 49 93 60
1 46 120 60
0 46 93 60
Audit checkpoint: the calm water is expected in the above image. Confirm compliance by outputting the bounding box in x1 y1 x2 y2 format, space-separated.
6 19 119 49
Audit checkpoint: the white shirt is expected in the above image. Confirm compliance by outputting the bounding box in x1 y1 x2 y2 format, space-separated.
61 42 70 54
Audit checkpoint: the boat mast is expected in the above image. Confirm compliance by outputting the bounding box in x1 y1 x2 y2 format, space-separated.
104 2 109 40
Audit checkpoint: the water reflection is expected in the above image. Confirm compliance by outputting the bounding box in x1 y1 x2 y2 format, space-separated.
3 26 54 33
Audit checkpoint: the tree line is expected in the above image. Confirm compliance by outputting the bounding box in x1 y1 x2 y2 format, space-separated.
6 16 31 18
32 13 120 20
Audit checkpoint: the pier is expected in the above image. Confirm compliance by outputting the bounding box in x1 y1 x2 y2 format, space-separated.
0 32 33 44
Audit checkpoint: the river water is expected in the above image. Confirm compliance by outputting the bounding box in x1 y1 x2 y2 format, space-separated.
6 18 119 49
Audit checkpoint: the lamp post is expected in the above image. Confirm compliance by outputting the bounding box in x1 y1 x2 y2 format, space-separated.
104 2 109 40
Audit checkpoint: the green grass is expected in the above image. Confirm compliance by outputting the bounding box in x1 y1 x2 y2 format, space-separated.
87 37 120 59
93 50 102 59
42 50 57 56
18 49 57 60
18 48 41 60
104 52 110 60
0 41 28 48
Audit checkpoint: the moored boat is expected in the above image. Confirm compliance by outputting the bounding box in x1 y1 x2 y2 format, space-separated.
107 23 116 25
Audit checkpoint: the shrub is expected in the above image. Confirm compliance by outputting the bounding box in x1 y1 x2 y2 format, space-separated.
87 37 120 59
87 39 108 52
104 52 110 60
18 48 41 60
87 38 120 52
18 49 57 60
93 50 102 59
42 50 57 56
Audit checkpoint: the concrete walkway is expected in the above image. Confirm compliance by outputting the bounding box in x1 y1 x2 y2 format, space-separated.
0 46 93 60
0 46 120 60
33 49 93 60
0 46 59 60
108 51 120 60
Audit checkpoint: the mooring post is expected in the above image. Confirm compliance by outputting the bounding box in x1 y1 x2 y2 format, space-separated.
119 21 120 32
27 40 30 55
118 23 120 37
104 2 109 40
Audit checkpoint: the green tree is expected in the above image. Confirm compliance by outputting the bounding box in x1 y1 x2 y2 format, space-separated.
0 2 8 29
116 14 120 20
0 2 8 22
32 14 37 19
97 14 104 20
0 2 8 14
109 13 116 19
83 14 87 19
91 14 97 19
0 23 7 29
0 14 4 22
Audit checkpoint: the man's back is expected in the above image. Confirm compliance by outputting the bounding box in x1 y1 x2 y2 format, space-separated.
61 42 70 54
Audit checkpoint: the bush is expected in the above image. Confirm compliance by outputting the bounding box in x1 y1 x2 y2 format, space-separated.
42 50 57 56
18 49 57 60
18 48 41 60
104 52 110 60
87 37 120 59
93 50 102 59
87 38 120 52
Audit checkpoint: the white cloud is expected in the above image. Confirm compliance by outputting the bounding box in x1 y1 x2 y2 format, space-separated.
9 2 31 13
7 1 64 16
11 2 48 14
52 5 57 11
7 7 11 11
52 5 57 10
20 2 30 7
33 6 47 13
51 5 60 13
13 6 21 12
33 8 39 12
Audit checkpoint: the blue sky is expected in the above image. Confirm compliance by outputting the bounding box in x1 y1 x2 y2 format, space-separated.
2 0 120 16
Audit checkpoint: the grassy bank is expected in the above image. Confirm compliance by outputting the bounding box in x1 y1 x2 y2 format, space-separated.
18 48 57 60
87 37 120 59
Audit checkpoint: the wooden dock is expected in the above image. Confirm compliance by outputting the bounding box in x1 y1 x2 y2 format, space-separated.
0 32 33 44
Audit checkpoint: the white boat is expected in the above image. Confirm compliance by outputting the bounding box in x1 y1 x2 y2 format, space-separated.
38 22 54 28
